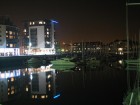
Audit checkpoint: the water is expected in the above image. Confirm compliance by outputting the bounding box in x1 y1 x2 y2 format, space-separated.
0 63 130 105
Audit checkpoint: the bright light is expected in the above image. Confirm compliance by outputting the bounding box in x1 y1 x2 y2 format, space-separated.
118 60 123 64
29 42 32 47
51 20 58 23
118 48 123 51
53 94 60 99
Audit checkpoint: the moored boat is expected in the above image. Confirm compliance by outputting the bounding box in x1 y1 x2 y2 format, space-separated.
50 57 76 70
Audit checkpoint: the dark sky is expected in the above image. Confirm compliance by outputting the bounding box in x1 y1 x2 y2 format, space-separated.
0 0 140 44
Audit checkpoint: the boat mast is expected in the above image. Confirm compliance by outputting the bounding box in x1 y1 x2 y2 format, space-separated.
126 0 130 90
82 40 84 61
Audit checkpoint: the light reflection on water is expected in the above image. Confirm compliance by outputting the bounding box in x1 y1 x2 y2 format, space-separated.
0 63 131 105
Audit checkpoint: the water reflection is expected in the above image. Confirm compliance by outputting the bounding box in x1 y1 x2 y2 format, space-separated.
0 63 130 105
0 64 60 104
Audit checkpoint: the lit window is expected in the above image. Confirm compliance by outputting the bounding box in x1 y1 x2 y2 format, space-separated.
39 21 43 24
32 95 34 98
47 32 49 34
35 95 37 98
23 29 26 32
41 95 45 99
9 36 13 39
11 90 14 94
46 95 48 98
118 48 123 51
6 31 8 33
47 74 51 78
47 28 49 31
46 41 50 44
30 22 32 25
9 31 12 35
33 22 35 25
48 84 51 88
44 22 46 24
11 77 14 82
10 44 13 47
26 87 28 91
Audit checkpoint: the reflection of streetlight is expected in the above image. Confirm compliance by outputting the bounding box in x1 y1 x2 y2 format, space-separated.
62 42 66 52
29 42 32 55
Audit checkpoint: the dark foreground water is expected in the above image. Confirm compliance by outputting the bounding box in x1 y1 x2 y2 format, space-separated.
0 63 134 105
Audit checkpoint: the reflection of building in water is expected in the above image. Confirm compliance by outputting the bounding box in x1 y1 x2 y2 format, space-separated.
0 70 20 103
29 65 58 100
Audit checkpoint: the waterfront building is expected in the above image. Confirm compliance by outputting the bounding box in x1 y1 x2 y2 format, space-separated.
0 16 20 56
23 18 58 55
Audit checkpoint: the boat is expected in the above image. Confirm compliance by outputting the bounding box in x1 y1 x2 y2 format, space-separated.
50 57 76 70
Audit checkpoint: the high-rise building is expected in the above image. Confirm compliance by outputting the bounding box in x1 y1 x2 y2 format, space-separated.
0 16 20 56
23 18 58 55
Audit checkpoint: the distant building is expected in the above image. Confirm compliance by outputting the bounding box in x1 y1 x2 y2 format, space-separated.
72 41 103 54
0 16 20 56
23 18 58 55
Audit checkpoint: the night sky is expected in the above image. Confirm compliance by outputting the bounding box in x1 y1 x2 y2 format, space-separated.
0 0 140 44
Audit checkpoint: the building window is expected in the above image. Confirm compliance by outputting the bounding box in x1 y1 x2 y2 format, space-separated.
39 21 43 24
9 31 12 35
23 29 26 32
9 35 13 39
10 44 13 47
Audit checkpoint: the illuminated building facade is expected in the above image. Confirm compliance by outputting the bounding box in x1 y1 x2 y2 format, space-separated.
0 16 20 56
23 19 58 55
